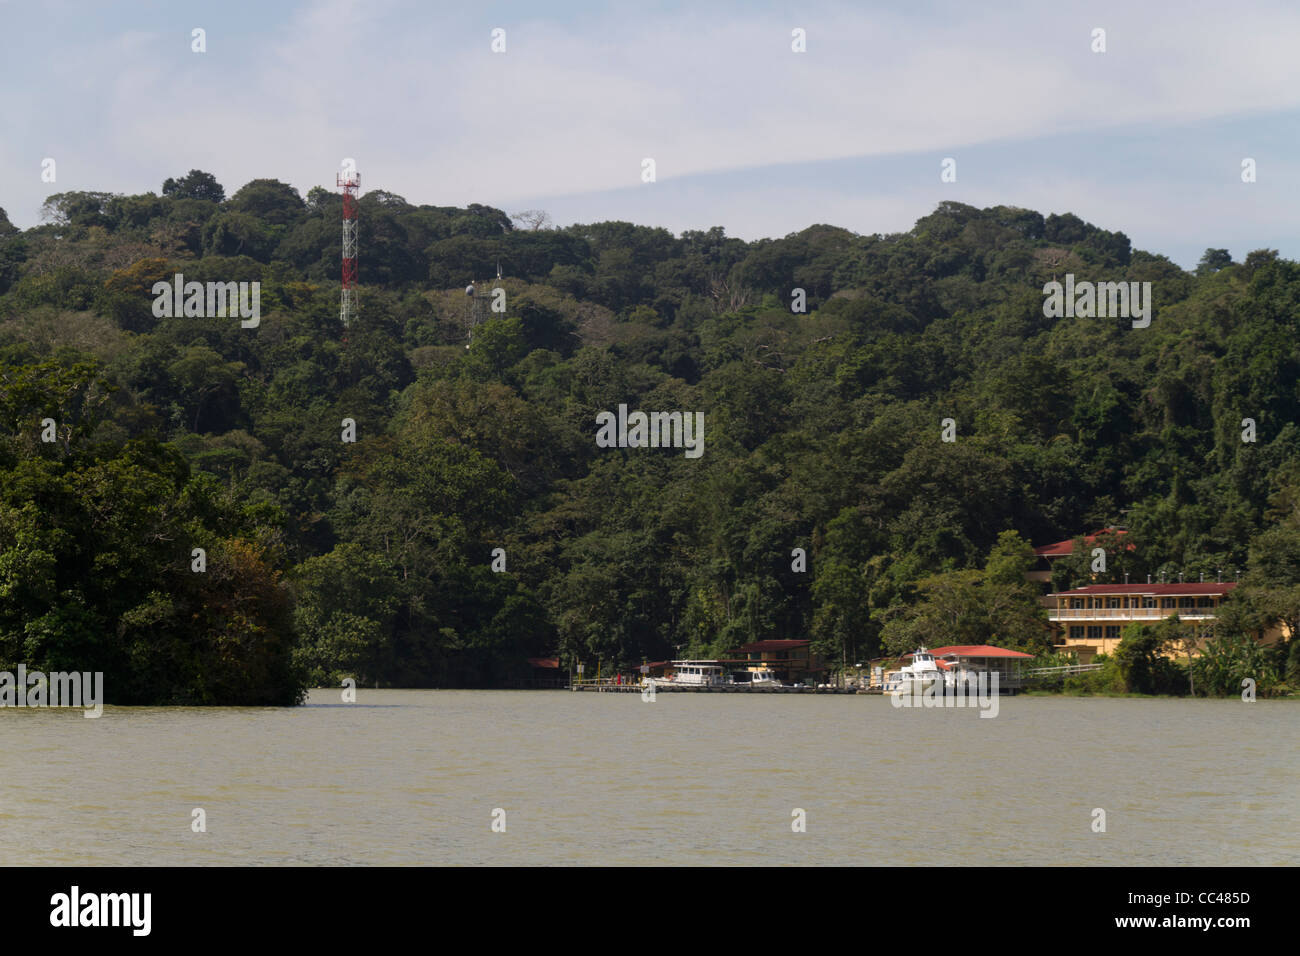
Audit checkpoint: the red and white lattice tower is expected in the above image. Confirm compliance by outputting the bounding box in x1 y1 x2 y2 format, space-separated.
338 168 360 328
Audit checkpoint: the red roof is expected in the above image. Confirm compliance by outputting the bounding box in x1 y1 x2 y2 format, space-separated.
1049 583 1235 597
526 657 560 669
912 645 1035 659
1034 529 1132 558
736 640 811 652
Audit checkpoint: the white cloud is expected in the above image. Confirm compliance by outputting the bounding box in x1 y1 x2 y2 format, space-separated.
3 0 1299 252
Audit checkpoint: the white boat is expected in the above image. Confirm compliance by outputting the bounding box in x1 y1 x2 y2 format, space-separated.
650 660 729 688
748 667 783 688
883 648 946 692
883 648 985 692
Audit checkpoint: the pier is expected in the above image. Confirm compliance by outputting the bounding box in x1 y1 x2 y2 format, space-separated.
569 678 854 693
568 659 1105 694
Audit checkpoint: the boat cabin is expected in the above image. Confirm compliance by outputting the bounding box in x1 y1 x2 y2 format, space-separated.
668 660 728 686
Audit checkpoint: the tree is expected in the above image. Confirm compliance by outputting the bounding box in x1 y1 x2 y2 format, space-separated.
0 209 26 295
226 179 306 226
39 191 115 228
201 211 278 260
0 361 304 704
1242 527 1300 647
1196 248 1233 276
167 347 247 433
1113 619 1186 694
1241 249 1279 275
511 209 553 231
291 543 400 684
980 531 1052 652
878 568 983 656
811 559 871 674
1044 212 1088 244
162 170 226 203
1191 633 1278 697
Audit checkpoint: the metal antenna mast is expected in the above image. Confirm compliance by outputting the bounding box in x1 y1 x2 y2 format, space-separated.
338 168 360 328
465 263 504 345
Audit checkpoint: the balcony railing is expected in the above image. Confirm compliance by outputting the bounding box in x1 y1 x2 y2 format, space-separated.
1048 608 1217 621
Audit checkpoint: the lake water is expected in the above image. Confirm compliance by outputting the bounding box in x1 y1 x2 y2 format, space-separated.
1 690 1295 865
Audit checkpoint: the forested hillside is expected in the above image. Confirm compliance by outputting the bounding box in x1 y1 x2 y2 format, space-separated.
2 173 1298 702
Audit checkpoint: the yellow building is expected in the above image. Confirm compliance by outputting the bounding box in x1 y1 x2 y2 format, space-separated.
1046 583 1234 663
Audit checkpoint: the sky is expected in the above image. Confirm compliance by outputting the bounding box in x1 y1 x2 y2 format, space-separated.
2 0 1298 269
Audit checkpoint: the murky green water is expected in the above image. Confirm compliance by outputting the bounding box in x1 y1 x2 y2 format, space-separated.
1 690 1295 865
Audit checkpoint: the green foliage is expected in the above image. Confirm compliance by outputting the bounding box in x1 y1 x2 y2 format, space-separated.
1 190 1298 697
0 361 303 703
1196 248 1233 276
1112 622 1187 695
877 531 1048 657
1063 653 1125 694
162 169 226 204
1191 633 1283 697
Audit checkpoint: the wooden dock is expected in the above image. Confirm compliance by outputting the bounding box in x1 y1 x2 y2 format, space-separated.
569 664 1103 695
569 678 855 694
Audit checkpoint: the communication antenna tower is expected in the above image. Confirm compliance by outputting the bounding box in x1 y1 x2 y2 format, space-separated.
465 262 504 345
338 168 360 328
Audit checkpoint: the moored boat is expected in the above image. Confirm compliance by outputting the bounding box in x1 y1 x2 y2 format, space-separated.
648 660 730 688
882 648 945 692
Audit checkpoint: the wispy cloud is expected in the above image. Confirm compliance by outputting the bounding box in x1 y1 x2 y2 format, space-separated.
2 0 1297 267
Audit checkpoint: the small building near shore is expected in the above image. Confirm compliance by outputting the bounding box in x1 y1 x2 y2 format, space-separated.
525 657 566 687
869 644 1034 688
1029 528 1132 583
924 645 1035 682
724 640 825 684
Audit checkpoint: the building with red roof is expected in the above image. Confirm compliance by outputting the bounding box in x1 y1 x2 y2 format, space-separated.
1028 528 1133 582
873 644 1035 689
1046 582 1235 662
921 645 1035 660
523 657 566 688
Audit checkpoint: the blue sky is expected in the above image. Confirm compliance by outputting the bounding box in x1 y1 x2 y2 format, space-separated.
2 0 1298 268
